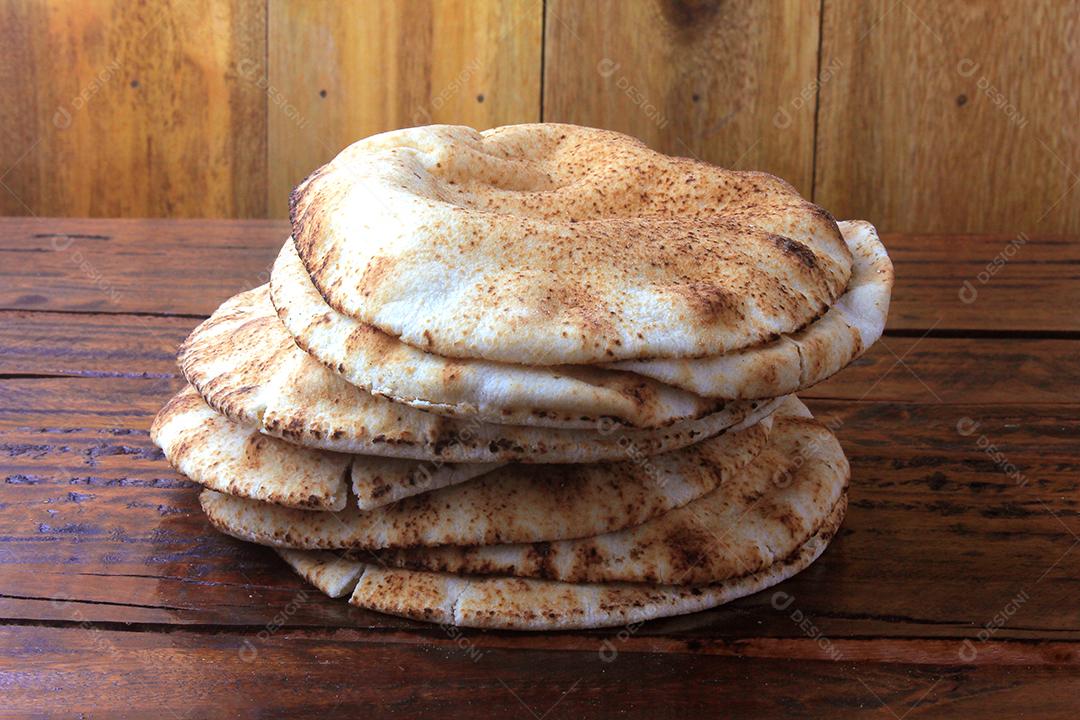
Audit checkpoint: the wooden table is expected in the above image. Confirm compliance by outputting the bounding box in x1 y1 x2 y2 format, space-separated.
1 218 1078 718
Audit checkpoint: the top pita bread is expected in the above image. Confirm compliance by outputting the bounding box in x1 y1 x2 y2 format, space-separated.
611 221 894 397
289 123 852 365
177 285 782 462
271 238 727 428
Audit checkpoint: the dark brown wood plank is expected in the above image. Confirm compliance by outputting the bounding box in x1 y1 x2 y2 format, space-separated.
808 335 1080 404
0 310 187 378
0 217 285 316
1 376 1077 641
3 308 1077 405
886 234 1080 333
2 625 1079 719
2 218 1077 332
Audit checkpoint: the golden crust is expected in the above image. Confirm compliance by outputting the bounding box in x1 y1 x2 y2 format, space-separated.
177 285 780 462
375 399 847 585
197 411 772 551
289 123 852 365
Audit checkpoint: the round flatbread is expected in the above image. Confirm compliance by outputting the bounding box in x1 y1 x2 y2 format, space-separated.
274 497 845 630
177 285 783 462
289 123 852 364
198 408 774 550
611 221 894 398
270 238 729 429
151 385 501 511
151 385 350 511
375 400 847 585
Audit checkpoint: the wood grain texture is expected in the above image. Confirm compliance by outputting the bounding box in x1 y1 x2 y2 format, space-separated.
816 0 1080 233
1 1 1077 234
3 218 1078 333
543 0 821 196
0 0 267 218
885 234 1080 333
0 217 283 315
266 0 543 217
4 626 1079 719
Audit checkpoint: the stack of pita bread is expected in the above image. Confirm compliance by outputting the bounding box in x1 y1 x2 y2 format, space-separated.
152 124 893 630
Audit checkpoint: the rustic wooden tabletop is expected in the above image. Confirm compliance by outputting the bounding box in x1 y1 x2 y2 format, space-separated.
1 217 1078 717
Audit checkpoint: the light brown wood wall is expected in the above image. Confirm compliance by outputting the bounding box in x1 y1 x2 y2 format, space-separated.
1 0 1076 233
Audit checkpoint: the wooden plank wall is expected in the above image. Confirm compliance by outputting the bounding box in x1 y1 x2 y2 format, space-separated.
0 0 268 218
815 0 1080 234
0 0 1076 233
544 0 821 196
266 0 542 218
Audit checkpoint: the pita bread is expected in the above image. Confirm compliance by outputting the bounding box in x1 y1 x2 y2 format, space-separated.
351 457 504 510
612 221 894 398
376 400 836 584
151 386 350 511
153 384 500 511
289 123 852 365
275 549 365 598
271 238 729 429
178 286 783 462
273 496 844 629
359 497 844 630
199 410 773 550
375 402 846 584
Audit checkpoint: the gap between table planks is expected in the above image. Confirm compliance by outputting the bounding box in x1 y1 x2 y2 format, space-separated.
1 218 1078 717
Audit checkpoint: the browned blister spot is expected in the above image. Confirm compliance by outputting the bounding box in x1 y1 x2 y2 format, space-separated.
673 281 739 325
771 234 818 270
358 255 393 297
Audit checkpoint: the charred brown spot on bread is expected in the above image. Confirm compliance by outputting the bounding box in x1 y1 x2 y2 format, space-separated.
775 505 806 536
771 234 818 269
662 524 713 576
675 281 738 323
170 437 193 461
358 255 393 297
345 323 393 363
440 360 464 387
